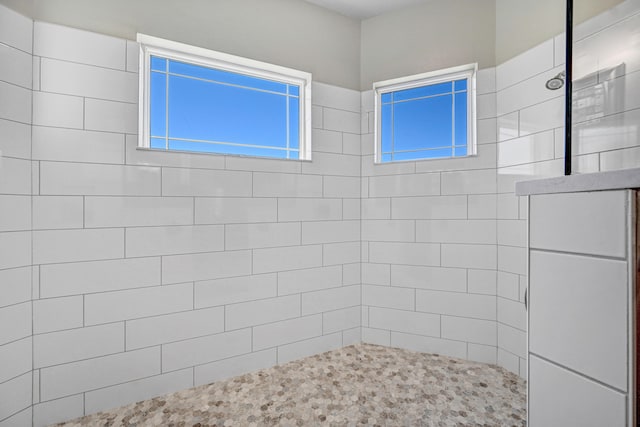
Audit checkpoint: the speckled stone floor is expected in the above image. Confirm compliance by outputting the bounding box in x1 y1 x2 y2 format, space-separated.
58 344 526 426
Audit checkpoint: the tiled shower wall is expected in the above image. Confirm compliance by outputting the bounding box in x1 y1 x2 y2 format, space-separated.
0 5 34 426
359 72 501 366
493 0 640 377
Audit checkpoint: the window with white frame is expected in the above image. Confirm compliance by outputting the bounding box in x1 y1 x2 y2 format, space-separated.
137 34 312 160
374 64 477 163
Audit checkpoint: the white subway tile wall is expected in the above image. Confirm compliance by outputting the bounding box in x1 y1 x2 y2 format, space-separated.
0 5 33 426
2 2 639 424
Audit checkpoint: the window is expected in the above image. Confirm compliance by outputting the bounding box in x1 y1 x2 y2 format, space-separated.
374 64 477 163
137 34 312 160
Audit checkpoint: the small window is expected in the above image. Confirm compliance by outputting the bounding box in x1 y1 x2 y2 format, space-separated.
374 64 477 163
137 34 312 160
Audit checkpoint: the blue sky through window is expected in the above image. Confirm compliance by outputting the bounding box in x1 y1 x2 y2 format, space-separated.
150 56 301 159
380 78 469 162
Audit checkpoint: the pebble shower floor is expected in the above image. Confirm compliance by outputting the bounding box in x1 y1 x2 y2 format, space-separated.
58 344 526 426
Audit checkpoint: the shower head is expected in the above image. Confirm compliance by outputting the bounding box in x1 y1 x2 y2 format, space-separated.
545 71 566 90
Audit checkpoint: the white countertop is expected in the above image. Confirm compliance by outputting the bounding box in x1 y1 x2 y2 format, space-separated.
515 168 640 196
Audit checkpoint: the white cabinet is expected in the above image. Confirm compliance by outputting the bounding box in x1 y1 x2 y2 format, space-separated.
526 189 636 427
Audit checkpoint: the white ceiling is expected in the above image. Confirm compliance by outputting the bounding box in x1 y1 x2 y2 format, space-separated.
302 0 431 20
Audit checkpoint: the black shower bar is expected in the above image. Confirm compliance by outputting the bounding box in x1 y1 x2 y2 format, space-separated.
565 0 573 176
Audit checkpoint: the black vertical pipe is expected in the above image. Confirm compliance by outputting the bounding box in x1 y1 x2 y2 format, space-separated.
565 0 573 175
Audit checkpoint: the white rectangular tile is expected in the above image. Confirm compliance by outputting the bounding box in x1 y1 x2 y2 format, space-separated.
361 220 414 242
226 295 300 330
301 285 359 315
34 322 124 368
194 274 277 308
478 118 497 144
278 333 342 364
497 220 527 247
33 395 84 427
477 67 496 95
226 222 300 250
84 98 137 133
277 266 341 295
323 176 360 198
369 242 440 266
0 43 32 88
362 284 414 311
342 198 360 220
32 297 81 334
362 263 390 286
362 328 390 346
498 296 526 331
162 250 251 284
33 228 124 264
125 137 226 170
194 349 277 386
476 93 496 119
40 347 160 401
369 173 440 197
253 314 322 351
0 80 30 125
40 162 160 196
126 307 224 350
0 267 31 308
342 263 360 285
0 195 30 232
32 196 83 230
162 329 252 372
252 245 322 274
0 337 31 384
441 169 497 195
496 39 554 91
369 307 439 337
497 245 527 275
530 250 628 390
277 198 342 222
391 332 466 359
391 265 467 292
497 193 519 219
41 58 137 103
497 271 520 300
497 66 563 116
0 4 33 53
0 118 31 159
40 257 160 298
301 151 360 176
84 369 192 415
225 155 301 174
32 91 82 128
323 306 360 335
391 195 467 220
85 196 193 228
467 343 497 365
0 157 31 195
322 108 360 133
441 244 496 270
468 269 497 295
342 132 360 155
253 172 322 198
530 191 627 258
195 197 277 224
416 289 496 320
0 373 31 422
84 283 193 325
497 323 526 358
126 225 224 257
468 194 497 219
125 40 139 73
302 220 359 244
441 316 496 345
34 21 126 69
362 156 415 177
416 220 496 244
361 198 390 220
414 143 497 174
32 126 125 164
161 168 252 198
519 96 564 136
322 241 360 265
529 355 626 427
312 82 360 112
497 112 519 142
0 231 31 270
498 130 555 168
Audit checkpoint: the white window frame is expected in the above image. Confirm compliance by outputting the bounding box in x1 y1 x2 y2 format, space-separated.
373 63 477 163
137 33 313 160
